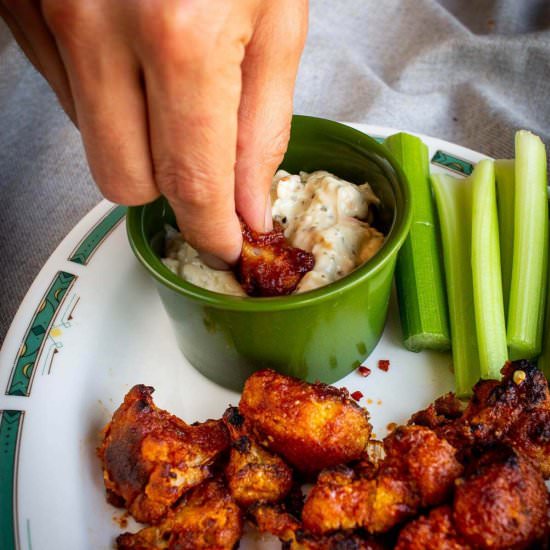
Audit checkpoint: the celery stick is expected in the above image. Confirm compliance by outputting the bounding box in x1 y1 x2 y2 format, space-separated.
386 132 450 352
432 173 479 397
471 160 508 379
507 131 549 359
495 159 515 315
539 251 550 379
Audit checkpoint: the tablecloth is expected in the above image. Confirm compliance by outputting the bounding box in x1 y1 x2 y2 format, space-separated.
1 0 549 341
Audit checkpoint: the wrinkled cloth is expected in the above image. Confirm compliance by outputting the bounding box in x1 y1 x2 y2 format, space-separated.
1 0 549 340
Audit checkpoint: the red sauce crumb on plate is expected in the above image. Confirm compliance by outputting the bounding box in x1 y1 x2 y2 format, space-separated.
357 366 372 377
351 390 363 401
378 359 390 372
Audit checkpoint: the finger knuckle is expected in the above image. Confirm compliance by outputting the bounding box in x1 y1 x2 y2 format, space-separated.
259 147 287 173
43 0 99 46
155 163 213 210
267 125 291 161
238 124 290 169
140 3 212 63
42 0 86 39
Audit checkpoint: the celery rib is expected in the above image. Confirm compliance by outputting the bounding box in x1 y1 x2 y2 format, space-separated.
495 159 515 315
471 160 508 379
386 132 450 352
431 173 479 397
538 211 550 379
507 131 549 359
539 266 550 379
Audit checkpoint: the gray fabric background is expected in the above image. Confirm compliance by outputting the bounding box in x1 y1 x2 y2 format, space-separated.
1 0 549 341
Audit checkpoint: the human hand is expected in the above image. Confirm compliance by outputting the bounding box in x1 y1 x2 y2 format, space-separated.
0 0 308 265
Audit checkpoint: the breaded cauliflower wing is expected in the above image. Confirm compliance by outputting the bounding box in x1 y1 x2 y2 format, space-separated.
302 425 462 534
223 406 293 507
239 369 372 474
395 506 471 550
453 445 548 550
98 385 229 524
410 360 550 478
236 221 314 296
251 504 384 550
116 477 242 550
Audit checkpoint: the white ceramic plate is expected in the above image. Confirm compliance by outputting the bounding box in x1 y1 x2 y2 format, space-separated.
0 124 490 550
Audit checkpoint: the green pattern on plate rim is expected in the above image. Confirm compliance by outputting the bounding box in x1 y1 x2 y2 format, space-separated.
6 271 76 397
38 292 80 379
68 205 127 265
0 410 23 550
431 150 474 176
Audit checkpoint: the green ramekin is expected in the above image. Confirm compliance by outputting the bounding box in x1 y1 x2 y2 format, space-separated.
127 116 411 391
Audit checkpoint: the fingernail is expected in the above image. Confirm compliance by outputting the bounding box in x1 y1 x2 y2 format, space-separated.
199 252 231 270
264 195 273 232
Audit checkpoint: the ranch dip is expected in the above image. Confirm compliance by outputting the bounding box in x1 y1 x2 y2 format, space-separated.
162 170 385 295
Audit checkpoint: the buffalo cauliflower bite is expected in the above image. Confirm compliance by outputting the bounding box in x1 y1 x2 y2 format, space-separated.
116 477 242 550
453 445 548 549
222 406 293 506
302 425 462 534
98 385 229 524
410 360 550 478
395 506 471 550
251 503 384 550
239 369 372 474
236 221 315 296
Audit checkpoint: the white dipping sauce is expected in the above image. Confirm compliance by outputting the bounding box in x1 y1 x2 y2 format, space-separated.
162 170 385 296
272 170 384 292
163 226 246 296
